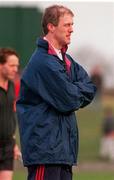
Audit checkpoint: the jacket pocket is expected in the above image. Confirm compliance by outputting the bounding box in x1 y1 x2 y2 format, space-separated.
49 119 63 153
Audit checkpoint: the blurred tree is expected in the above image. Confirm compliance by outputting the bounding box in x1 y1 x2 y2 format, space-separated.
0 7 42 68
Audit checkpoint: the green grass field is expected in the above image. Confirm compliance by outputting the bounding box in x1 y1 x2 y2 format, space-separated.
76 105 103 162
13 171 26 180
74 171 114 180
13 170 114 180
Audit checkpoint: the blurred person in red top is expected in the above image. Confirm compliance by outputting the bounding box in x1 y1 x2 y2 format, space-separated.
14 71 20 100
0 48 21 180
13 70 21 112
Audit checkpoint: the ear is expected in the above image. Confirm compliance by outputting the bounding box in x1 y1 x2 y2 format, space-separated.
0 63 4 70
0 64 2 69
0 64 2 71
47 23 55 33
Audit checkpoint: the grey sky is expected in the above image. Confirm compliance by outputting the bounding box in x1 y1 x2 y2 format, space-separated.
38 1 114 58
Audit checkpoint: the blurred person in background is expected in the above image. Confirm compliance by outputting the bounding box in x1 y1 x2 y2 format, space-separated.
90 65 103 109
100 107 114 162
91 64 103 97
13 70 21 101
17 5 96 180
0 48 21 180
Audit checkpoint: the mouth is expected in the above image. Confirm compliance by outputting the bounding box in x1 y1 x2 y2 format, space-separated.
66 36 71 41
66 34 71 39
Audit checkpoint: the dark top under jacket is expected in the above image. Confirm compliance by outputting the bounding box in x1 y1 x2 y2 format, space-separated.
17 38 96 167
0 81 16 141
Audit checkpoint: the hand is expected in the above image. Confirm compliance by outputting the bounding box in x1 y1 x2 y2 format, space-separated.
13 144 22 160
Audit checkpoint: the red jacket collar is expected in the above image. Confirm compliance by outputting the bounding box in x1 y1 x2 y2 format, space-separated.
43 37 68 56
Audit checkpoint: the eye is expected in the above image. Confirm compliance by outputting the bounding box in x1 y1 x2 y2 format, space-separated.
64 24 70 27
64 23 73 28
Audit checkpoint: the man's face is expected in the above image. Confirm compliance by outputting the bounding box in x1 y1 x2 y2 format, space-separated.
53 14 74 48
0 55 19 81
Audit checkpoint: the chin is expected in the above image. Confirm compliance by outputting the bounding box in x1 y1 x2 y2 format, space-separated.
66 39 71 43
66 41 70 45
9 76 15 81
62 41 70 47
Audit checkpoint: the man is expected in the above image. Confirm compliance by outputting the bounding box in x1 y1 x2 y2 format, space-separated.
0 48 21 180
17 5 96 180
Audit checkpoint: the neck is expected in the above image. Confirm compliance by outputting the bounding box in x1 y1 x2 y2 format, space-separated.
45 34 62 50
0 76 8 90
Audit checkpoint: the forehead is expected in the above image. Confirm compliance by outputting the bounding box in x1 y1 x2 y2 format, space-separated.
59 14 73 23
6 55 19 64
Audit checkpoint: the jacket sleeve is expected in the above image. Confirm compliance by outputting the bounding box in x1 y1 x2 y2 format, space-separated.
22 56 96 113
72 60 97 108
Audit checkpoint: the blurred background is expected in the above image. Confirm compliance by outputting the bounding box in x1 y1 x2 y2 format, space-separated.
0 0 114 179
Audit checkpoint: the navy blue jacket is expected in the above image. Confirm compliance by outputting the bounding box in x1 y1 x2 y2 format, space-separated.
17 38 96 166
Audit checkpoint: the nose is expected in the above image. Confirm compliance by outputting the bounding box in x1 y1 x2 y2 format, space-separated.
71 25 73 32
14 66 18 73
69 25 73 33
